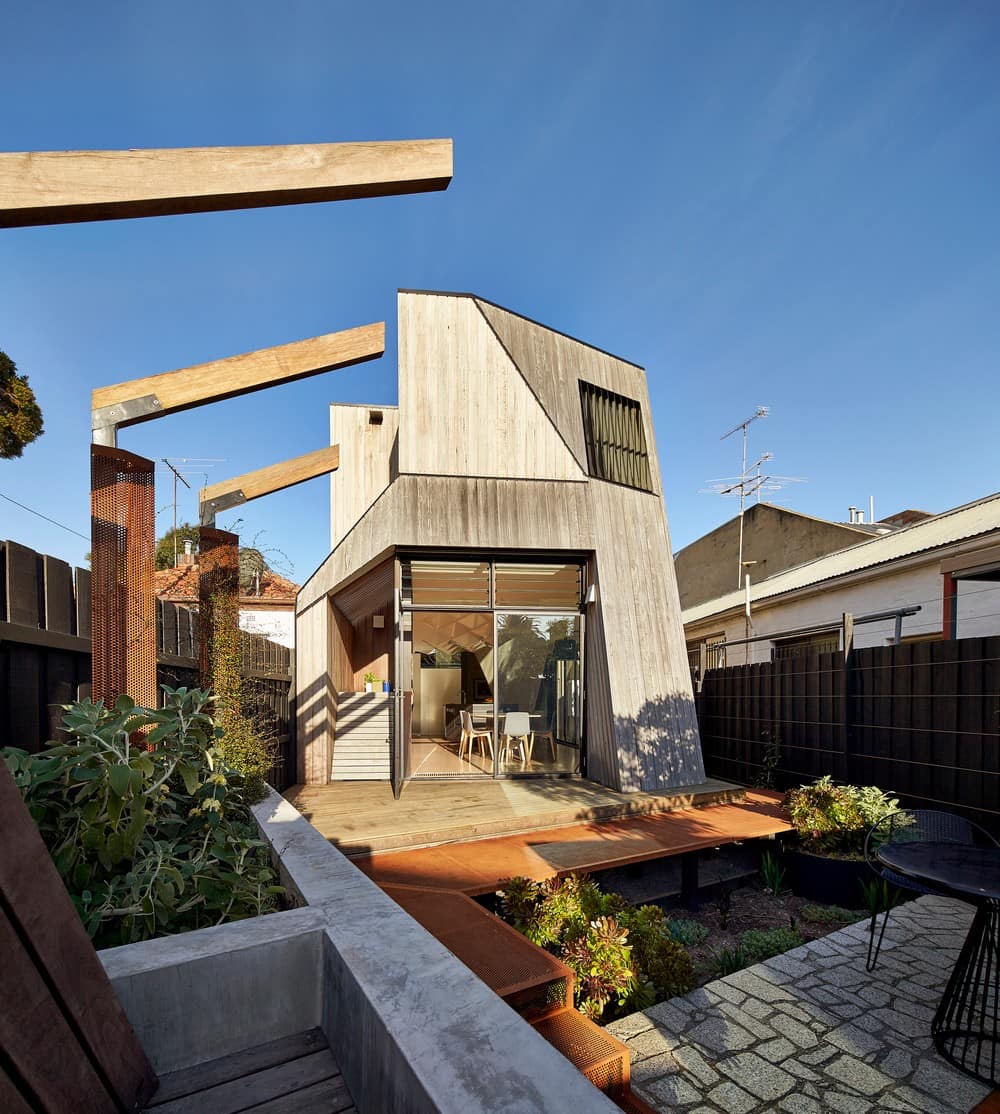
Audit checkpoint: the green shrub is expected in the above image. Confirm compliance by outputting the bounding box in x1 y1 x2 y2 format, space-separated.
666 917 710 947
739 927 803 964
709 926 804 976
712 944 746 976
800 903 858 924
783 775 900 857
496 873 694 1021
2 688 282 947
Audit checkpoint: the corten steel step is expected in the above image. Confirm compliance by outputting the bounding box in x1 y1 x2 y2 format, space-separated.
382 884 572 1021
382 883 657 1112
532 1010 633 1103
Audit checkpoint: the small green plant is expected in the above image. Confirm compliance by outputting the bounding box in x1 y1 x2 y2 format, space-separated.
760 850 787 895
754 727 781 789
859 878 905 917
666 918 710 947
800 903 859 924
2 689 282 947
783 775 901 858
495 873 694 1021
715 882 732 930
712 944 746 976
739 926 804 964
364 671 378 687
710 926 804 976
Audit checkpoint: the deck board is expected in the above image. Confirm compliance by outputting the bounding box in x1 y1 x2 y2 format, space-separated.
146 1031 352 1114
355 789 791 894
284 776 744 855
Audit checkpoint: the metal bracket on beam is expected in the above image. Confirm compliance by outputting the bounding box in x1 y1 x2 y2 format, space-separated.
92 394 163 440
200 489 246 527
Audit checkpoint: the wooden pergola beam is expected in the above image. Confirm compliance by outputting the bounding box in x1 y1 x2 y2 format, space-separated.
0 139 453 228
92 323 383 436
199 445 341 525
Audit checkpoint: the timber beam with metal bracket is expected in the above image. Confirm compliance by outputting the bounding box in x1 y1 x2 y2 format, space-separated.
199 444 341 526
91 325 383 446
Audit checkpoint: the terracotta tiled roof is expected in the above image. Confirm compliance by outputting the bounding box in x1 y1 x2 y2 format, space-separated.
154 565 299 605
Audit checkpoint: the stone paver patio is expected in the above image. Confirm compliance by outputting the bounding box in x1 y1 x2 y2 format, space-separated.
606 895 994 1113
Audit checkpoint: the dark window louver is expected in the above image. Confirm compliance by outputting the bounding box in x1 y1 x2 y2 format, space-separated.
579 381 654 493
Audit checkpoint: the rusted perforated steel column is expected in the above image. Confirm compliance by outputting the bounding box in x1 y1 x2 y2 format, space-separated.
91 445 157 708
198 527 239 689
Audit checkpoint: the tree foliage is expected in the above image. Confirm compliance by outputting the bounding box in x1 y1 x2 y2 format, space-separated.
0 350 44 459
156 523 202 570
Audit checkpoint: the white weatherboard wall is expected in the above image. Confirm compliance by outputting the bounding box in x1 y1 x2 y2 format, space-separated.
686 560 1000 665
239 608 294 647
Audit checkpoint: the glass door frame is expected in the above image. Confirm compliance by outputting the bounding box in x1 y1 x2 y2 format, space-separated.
490 607 585 780
396 551 588 781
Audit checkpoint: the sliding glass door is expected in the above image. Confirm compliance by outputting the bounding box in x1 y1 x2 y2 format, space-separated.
495 613 582 775
400 556 585 779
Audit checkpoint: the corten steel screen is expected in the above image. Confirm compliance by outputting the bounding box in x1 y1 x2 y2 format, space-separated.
579 380 654 493
91 445 157 709
198 527 239 687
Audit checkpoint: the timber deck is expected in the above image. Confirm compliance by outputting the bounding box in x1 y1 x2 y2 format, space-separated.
355 789 791 895
284 776 744 856
144 1030 355 1114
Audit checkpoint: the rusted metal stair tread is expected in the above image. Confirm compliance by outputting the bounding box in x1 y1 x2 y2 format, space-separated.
532 1009 631 1099
382 883 573 1009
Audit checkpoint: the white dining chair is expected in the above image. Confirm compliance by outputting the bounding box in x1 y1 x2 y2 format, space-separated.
501 711 532 764
459 709 494 763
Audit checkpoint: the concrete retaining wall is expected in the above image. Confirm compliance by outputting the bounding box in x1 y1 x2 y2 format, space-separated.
100 905 325 1074
99 787 617 1112
251 787 619 1114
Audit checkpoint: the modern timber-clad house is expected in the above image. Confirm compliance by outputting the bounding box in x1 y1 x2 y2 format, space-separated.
294 291 704 795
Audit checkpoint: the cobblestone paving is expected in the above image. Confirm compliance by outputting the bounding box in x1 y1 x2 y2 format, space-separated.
606 895 994 1113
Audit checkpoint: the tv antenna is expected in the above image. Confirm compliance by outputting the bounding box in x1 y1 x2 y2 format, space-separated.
159 458 225 566
700 408 807 588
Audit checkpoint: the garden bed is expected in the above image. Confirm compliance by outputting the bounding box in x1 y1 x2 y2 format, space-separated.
664 879 868 986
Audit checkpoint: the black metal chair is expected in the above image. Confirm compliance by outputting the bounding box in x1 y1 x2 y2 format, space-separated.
864 809 999 971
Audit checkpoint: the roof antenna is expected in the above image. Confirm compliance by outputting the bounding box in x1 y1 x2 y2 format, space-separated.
699 408 806 588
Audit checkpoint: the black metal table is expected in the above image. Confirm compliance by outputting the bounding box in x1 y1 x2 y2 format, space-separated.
877 841 1000 1085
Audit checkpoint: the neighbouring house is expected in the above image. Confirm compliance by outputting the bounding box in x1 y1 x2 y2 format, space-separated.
294 290 704 793
674 501 894 610
683 492 1000 671
154 552 299 648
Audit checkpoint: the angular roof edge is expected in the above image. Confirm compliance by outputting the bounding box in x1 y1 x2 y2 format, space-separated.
397 289 645 371
682 490 1000 625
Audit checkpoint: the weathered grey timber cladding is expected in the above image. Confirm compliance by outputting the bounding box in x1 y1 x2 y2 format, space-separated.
295 292 704 792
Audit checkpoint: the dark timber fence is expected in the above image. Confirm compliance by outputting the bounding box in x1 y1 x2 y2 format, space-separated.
697 635 1000 834
0 540 295 791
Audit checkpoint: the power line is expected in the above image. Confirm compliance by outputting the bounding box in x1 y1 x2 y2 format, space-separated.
0 491 89 542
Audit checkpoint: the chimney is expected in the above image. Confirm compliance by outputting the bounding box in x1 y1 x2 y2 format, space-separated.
179 540 196 568
848 506 857 523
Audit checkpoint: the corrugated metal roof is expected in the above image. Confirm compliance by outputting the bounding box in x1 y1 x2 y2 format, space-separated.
682 491 1000 625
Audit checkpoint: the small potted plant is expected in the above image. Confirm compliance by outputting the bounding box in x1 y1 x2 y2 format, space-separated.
782 775 901 906
363 671 378 693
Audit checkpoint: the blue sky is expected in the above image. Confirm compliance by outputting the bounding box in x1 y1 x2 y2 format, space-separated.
2 1 999 584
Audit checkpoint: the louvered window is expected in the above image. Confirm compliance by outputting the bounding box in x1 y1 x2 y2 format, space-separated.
579 381 654 492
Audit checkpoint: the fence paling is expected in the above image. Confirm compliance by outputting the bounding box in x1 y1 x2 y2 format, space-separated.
1 541 296 792
696 635 1000 834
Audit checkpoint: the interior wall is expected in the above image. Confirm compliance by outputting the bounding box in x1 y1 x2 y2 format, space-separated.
412 656 461 735
349 603 392 690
